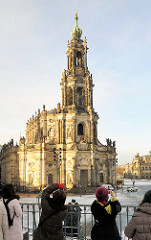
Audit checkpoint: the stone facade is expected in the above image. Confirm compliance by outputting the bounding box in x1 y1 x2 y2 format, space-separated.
124 152 151 179
0 139 19 186
0 13 117 191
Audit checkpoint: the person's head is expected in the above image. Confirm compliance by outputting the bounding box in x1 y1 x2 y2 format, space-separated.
53 189 66 207
96 187 109 202
3 184 15 199
140 190 151 205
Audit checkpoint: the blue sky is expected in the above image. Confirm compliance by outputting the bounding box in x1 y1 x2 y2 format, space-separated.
0 0 151 165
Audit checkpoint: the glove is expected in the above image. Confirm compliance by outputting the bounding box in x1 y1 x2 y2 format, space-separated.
55 183 65 190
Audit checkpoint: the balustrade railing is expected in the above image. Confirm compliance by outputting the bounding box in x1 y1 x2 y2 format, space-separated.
21 203 136 240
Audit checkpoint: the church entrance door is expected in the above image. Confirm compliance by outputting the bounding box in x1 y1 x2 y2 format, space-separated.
80 170 88 187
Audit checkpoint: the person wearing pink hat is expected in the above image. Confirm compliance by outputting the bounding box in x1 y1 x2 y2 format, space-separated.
91 187 121 240
33 183 68 240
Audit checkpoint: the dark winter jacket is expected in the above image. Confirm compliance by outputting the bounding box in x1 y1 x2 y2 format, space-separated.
91 197 121 240
125 202 151 240
33 184 68 240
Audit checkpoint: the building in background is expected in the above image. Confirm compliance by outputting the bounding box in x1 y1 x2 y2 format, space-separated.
116 165 125 178
0 13 117 191
0 140 19 187
124 152 151 179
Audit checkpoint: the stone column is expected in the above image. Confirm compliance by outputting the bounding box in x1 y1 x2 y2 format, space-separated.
67 56 69 69
60 120 62 143
62 88 64 107
70 54 72 68
58 120 60 144
91 90 93 108
64 87 67 106
42 142 45 188
43 108 47 138
88 87 90 106
83 53 85 67
29 124 31 144
26 129 29 144
73 88 75 107
73 119 76 142
85 88 88 106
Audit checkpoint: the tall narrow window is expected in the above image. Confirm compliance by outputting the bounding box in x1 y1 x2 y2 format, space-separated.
48 128 53 137
75 51 81 66
68 87 73 105
48 174 53 185
77 87 83 106
78 123 84 135
100 173 104 182
76 57 78 66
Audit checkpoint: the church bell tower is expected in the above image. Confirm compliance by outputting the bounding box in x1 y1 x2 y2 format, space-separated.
60 12 105 188
61 12 94 114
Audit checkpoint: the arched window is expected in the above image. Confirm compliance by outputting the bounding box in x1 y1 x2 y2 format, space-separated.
77 87 84 106
100 173 104 182
75 51 81 66
78 123 84 135
48 128 53 137
76 57 78 66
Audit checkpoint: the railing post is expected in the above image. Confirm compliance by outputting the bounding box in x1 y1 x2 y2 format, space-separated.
84 205 87 240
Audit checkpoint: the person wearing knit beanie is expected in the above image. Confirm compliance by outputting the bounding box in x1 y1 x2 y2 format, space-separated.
96 187 109 202
91 188 121 240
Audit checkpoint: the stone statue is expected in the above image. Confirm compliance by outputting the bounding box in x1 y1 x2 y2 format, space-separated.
106 138 110 145
20 137 25 145
67 126 72 138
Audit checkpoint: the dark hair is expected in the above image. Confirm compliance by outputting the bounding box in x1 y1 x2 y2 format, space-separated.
53 189 66 207
3 184 15 199
139 190 151 206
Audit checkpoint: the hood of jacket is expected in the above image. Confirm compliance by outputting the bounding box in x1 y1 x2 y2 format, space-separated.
134 202 151 216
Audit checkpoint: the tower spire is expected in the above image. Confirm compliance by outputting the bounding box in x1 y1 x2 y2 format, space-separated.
71 12 82 39
75 11 78 26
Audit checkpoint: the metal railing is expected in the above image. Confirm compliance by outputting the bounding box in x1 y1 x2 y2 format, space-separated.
21 203 137 240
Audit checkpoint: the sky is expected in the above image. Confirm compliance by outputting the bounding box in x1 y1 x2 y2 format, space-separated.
0 0 151 165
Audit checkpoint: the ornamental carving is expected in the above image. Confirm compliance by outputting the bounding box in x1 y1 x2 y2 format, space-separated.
27 145 35 149
77 137 88 150
28 162 35 167
67 160 72 167
49 119 54 123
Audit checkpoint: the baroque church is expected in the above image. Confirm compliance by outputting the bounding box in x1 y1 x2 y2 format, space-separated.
124 151 151 179
0 13 117 191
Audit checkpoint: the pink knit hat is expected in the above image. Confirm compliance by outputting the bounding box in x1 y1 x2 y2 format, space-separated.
96 187 109 202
